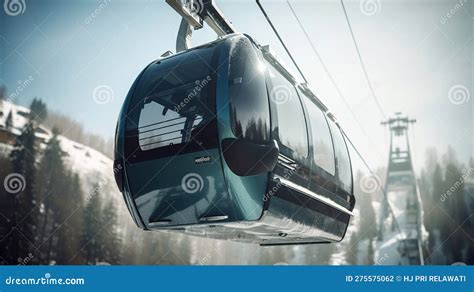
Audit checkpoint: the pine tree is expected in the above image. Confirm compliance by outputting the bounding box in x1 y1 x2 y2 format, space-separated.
35 129 67 262
29 98 47 123
56 173 84 264
367 239 375 265
358 193 378 240
346 233 358 265
0 85 6 100
82 182 103 264
431 163 444 231
7 122 38 263
5 110 13 130
0 156 14 264
101 200 122 264
35 129 87 264
443 163 468 263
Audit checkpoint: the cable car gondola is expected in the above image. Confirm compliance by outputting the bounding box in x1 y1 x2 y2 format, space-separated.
114 33 355 245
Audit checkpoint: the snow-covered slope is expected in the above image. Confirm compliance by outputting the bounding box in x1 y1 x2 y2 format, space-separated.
0 100 133 230
0 100 31 135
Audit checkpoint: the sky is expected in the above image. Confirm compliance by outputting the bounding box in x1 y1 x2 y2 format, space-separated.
0 0 472 171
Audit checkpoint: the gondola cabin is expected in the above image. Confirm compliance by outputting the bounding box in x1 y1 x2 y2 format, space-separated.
114 34 355 245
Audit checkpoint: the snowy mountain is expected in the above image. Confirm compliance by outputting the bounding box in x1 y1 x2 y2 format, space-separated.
0 100 134 233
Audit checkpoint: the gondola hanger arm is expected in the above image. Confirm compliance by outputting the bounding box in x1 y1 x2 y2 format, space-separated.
166 0 237 52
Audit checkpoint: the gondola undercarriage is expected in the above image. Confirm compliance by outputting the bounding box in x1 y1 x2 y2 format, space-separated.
154 175 353 246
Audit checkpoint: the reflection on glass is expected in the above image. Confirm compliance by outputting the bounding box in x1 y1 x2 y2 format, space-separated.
268 66 308 160
229 38 270 143
302 98 335 175
328 121 352 192
126 48 217 152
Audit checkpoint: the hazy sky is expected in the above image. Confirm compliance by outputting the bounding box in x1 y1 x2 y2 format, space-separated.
0 0 472 171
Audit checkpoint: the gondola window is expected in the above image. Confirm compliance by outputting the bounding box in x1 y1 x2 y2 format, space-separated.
302 98 336 175
328 120 352 193
124 47 218 158
267 66 308 160
228 38 270 143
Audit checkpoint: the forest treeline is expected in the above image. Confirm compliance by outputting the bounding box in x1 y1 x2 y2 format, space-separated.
346 149 474 265
419 148 474 264
0 96 121 264
1 85 113 158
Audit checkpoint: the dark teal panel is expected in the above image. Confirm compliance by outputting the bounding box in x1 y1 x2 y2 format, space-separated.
125 149 235 226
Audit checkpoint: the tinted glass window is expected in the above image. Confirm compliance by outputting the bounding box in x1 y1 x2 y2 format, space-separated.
267 67 308 160
328 121 352 193
302 98 335 175
229 38 270 143
125 47 217 156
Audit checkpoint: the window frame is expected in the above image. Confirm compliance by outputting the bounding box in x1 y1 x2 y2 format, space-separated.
297 89 337 178
265 64 309 161
327 119 353 195
123 45 221 163
228 37 271 144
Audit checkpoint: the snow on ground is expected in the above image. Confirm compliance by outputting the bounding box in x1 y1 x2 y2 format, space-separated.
58 136 113 190
0 100 31 135
0 100 134 233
